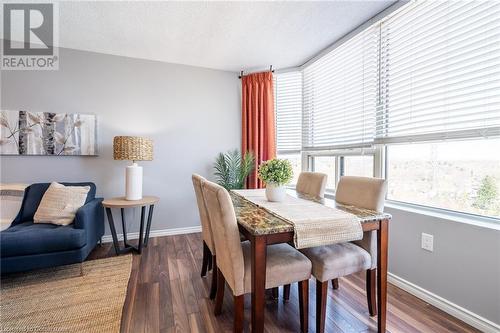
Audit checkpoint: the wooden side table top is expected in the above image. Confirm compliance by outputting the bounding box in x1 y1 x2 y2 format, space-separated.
102 196 159 208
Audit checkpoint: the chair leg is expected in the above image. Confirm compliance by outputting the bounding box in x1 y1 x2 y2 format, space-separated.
233 295 244 333
209 255 218 300
201 241 210 277
366 268 377 316
214 268 225 316
331 278 339 290
283 284 291 302
316 280 328 333
271 287 279 300
298 280 309 333
208 251 213 271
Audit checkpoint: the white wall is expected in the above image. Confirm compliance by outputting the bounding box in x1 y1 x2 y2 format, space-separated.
386 205 500 327
0 46 241 233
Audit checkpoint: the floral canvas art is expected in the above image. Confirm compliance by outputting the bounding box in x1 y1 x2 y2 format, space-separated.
0 110 97 156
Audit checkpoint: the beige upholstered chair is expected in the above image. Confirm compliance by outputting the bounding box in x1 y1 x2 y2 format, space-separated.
202 180 312 333
296 172 328 198
301 176 387 333
191 174 218 299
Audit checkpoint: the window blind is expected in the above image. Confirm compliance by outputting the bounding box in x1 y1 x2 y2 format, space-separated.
275 71 303 153
376 0 500 144
302 25 379 150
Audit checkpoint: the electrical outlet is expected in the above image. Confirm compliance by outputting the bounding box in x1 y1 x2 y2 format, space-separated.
421 233 434 252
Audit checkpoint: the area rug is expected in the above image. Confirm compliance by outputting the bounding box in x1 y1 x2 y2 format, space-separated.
0 255 132 333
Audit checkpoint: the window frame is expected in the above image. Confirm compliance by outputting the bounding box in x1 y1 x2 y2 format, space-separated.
303 146 384 193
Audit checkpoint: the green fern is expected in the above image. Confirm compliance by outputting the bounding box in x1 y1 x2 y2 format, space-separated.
214 150 255 190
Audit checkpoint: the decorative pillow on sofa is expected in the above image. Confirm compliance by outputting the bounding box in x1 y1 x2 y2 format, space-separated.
34 182 90 226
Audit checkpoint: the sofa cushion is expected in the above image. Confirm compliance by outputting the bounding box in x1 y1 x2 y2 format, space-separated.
1 222 86 257
34 182 90 226
16 182 96 224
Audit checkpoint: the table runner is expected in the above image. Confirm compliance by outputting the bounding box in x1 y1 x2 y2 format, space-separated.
232 189 363 249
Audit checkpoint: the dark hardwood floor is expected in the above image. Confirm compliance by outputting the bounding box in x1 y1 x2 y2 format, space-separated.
88 233 480 333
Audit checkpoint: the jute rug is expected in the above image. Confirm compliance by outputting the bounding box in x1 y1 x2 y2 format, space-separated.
0 255 132 333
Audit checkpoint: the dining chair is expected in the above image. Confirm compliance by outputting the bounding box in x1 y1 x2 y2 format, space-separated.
278 171 329 302
296 172 328 198
300 176 387 333
192 174 218 299
202 180 312 333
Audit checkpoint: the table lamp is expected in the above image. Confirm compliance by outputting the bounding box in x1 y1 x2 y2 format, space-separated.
113 136 153 200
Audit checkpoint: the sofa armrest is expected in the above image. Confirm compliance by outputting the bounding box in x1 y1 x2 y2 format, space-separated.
74 198 105 243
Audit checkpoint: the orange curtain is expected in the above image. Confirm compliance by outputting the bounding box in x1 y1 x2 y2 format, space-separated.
241 71 276 189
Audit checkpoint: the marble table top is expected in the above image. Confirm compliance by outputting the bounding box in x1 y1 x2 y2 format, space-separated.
231 189 391 236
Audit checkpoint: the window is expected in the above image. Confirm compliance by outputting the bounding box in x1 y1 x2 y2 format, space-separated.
276 153 301 185
342 155 374 177
274 72 302 153
376 0 500 144
303 24 379 150
311 156 336 191
275 72 303 184
387 138 500 218
309 149 377 191
273 0 500 220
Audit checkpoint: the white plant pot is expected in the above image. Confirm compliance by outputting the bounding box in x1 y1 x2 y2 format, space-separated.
265 183 286 202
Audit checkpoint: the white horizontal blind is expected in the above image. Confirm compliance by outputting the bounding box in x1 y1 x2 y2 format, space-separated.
303 25 379 150
376 0 500 144
275 71 303 153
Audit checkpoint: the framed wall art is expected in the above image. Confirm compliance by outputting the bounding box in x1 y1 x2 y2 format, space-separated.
0 110 98 156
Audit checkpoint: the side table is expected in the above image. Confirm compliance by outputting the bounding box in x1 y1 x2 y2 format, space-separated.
102 196 159 255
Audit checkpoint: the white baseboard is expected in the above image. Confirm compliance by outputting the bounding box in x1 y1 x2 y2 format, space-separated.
101 226 202 243
388 273 500 333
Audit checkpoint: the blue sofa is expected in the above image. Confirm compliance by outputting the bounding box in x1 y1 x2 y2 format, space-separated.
1 182 104 274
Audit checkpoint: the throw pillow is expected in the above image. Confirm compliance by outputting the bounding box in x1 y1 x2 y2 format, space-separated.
34 182 90 226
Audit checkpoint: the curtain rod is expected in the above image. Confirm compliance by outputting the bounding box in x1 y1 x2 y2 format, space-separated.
238 65 274 79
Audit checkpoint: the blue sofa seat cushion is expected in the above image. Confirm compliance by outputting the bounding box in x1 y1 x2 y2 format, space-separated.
1 222 86 257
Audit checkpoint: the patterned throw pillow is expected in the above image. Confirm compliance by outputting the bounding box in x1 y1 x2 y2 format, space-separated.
34 182 90 226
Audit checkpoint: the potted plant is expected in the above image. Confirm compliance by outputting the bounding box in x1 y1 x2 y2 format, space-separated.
258 158 293 202
214 150 255 190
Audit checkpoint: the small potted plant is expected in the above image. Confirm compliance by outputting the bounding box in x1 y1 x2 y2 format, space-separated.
258 158 293 202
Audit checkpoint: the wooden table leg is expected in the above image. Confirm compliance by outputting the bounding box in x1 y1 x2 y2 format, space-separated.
251 235 267 333
377 219 389 332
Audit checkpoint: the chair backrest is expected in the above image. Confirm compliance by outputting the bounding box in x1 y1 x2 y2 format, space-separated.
202 180 245 296
13 182 96 225
191 174 215 253
336 176 387 267
335 176 387 211
296 172 328 198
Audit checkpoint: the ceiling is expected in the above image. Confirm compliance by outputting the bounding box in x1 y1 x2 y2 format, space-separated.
11 1 397 72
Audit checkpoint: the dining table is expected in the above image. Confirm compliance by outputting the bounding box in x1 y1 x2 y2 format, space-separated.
231 189 392 333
